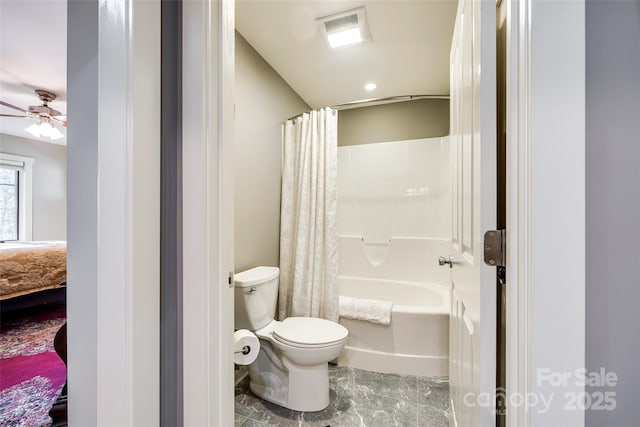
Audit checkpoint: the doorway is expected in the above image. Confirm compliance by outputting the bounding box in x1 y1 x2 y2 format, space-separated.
186 1 588 426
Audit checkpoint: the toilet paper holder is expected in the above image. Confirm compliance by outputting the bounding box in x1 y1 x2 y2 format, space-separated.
235 345 251 355
234 329 260 365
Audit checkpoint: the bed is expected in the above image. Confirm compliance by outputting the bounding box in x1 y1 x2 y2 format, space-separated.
0 241 67 301
0 241 68 424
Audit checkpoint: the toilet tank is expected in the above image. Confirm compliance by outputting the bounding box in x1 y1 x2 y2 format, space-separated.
234 266 280 331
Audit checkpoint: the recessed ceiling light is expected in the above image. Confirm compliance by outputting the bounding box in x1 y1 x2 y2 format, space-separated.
319 7 371 49
364 82 377 91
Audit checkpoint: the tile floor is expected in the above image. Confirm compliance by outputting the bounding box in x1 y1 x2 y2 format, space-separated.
235 365 449 427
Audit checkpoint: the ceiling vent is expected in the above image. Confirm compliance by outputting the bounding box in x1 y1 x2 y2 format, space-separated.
318 7 371 48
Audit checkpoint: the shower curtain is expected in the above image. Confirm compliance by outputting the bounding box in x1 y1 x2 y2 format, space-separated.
278 107 339 322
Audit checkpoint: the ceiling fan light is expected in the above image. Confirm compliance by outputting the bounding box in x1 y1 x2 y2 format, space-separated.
50 126 64 141
39 121 53 137
25 123 41 138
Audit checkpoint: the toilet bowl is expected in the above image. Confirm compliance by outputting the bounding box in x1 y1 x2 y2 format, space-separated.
234 267 348 412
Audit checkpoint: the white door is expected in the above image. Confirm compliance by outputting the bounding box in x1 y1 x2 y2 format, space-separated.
447 0 496 426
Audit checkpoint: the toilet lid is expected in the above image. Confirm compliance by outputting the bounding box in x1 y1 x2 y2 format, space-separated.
273 317 348 348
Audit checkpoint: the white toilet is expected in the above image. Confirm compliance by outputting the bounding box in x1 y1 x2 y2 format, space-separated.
234 266 348 412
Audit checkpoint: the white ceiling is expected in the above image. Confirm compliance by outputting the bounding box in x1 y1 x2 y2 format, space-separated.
236 0 458 109
0 0 456 145
0 0 67 145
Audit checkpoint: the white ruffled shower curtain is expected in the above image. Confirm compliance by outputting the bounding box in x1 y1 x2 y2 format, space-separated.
278 107 339 322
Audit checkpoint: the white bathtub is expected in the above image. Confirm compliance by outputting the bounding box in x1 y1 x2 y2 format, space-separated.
337 276 449 377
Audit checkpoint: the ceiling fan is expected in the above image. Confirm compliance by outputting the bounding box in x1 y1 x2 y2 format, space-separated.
0 89 67 140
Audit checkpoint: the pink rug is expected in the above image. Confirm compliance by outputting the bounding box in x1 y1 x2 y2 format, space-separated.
0 306 66 427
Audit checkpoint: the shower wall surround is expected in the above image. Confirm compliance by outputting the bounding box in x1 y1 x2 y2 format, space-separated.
337 137 451 243
336 137 451 376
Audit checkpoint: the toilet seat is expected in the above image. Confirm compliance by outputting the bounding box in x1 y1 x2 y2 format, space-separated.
272 317 348 349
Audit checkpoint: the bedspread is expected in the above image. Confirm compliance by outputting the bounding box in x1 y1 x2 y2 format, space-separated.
0 241 66 300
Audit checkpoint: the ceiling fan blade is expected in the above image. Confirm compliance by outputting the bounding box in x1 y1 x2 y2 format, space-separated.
0 114 28 118
51 116 67 126
0 100 27 113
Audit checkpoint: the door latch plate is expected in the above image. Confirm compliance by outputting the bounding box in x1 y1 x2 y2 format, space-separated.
228 271 234 288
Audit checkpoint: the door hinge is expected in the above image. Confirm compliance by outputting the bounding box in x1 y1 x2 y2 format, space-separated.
483 229 506 267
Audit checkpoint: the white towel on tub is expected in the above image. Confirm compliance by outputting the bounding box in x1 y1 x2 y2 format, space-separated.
339 296 393 326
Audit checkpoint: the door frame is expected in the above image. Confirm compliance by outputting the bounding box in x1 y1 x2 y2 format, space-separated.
181 0 235 426
505 0 585 426
68 0 237 424
67 0 161 425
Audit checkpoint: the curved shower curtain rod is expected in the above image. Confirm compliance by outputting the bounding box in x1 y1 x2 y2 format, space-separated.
286 94 450 122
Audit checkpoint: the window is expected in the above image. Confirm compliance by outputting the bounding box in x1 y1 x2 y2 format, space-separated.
0 167 19 240
0 153 34 242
